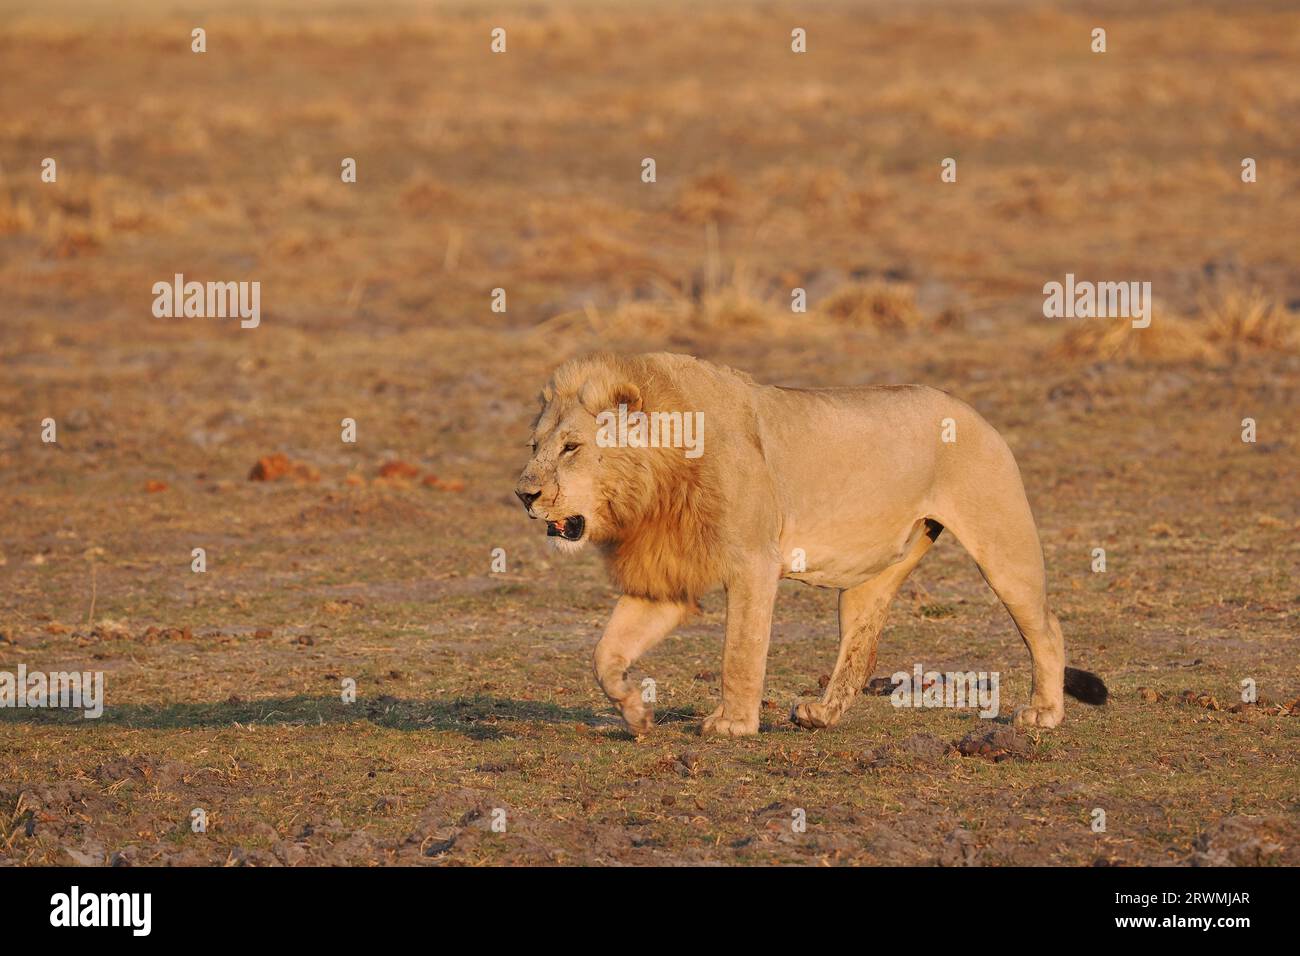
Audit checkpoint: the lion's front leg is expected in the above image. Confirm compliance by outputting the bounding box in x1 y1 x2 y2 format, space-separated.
701 560 781 737
594 595 689 736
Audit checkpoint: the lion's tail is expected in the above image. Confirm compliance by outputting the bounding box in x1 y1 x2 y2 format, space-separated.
1064 666 1108 705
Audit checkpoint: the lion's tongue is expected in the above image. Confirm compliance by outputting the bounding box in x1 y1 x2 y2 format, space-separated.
547 520 565 537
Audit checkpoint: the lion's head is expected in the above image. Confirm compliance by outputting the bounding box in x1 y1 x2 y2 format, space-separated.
514 355 640 553
515 352 724 601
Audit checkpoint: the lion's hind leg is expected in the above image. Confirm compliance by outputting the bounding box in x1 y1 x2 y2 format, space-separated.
791 520 940 730
941 480 1066 729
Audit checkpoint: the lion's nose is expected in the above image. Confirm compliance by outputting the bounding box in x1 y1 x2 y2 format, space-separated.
516 489 540 512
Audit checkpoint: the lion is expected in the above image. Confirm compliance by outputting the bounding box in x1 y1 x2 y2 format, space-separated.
515 351 1107 737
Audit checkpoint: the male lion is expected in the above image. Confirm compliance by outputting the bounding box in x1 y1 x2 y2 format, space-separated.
515 352 1107 737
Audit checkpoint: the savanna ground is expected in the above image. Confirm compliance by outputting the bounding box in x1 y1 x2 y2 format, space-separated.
1 0 1297 866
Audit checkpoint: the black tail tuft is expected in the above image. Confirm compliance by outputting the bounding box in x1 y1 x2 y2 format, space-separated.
1064 667 1108 705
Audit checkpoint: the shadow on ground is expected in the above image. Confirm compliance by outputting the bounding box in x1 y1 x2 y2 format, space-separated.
0 695 607 740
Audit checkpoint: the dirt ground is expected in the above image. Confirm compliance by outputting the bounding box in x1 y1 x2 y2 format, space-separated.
1 0 1297 866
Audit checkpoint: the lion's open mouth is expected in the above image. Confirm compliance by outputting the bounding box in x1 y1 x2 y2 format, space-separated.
546 516 586 541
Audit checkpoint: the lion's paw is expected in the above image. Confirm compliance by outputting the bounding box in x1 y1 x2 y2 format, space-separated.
700 708 758 737
619 695 654 737
789 700 831 730
1013 703 1064 729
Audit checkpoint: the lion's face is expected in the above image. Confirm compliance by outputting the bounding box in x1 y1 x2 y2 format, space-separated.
515 397 608 553
517 355 723 601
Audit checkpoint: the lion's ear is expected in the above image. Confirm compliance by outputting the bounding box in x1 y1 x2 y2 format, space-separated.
611 381 642 413
539 385 554 407
579 378 641 414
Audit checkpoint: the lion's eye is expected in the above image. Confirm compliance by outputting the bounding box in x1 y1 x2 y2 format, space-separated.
562 442 581 455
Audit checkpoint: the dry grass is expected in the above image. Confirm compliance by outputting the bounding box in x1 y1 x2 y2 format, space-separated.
818 281 931 333
1201 285 1298 354
1052 310 1222 364
1053 284 1297 365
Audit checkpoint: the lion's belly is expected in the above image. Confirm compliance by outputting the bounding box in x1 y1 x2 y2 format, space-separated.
778 513 928 589
754 384 961 589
